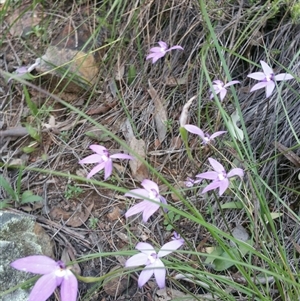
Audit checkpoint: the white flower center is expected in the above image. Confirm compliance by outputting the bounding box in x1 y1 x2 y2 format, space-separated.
217 82 223 89
55 268 67 278
101 154 109 162
148 252 157 264
148 189 159 201
218 172 226 181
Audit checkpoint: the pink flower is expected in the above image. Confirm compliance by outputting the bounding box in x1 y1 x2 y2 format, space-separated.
209 80 240 101
125 239 184 288
10 255 78 301
196 158 244 196
125 179 167 222
146 41 183 64
79 145 132 180
184 177 202 187
247 60 294 98
183 124 226 145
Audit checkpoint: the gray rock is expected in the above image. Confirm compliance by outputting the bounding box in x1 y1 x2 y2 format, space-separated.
0 211 53 301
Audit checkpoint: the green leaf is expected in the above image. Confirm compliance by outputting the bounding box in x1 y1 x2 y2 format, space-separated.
221 201 244 209
0 175 17 200
21 190 43 204
213 240 253 271
204 246 223 265
0 200 11 209
127 64 136 85
227 110 244 142
22 146 37 154
25 124 41 142
23 85 38 115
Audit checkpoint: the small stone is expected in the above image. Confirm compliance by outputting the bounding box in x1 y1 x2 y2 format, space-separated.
0 211 54 301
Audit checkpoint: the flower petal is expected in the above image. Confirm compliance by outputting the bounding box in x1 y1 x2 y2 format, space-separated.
196 171 218 180
265 81 275 98
227 168 244 178
146 53 164 63
79 154 102 164
60 270 78 301
104 161 113 180
183 125 205 139
29 273 58 301
247 72 266 80
86 162 106 178
125 201 148 219
167 45 184 51
202 180 221 194
250 82 268 92
11 256 57 274
218 178 230 196
208 158 225 173
136 242 156 254
89 145 107 155
260 60 273 76
223 80 240 87
158 240 184 258
153 260 166 289
142 202 160 222
274 73 294 81
212 80 224 86
141 179 159 193
125 188 149 199
158 41 168 50
148 47 165 53
138 267 154 287
219 88 227 101
125 253 148 267
210 131 227 139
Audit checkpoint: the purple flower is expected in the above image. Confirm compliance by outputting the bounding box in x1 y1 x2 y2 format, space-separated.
79 145 132 180
183 124 226 145
146 41 184 64
125 239 184 288
172 232 184 244
184 177 202 188
196 158 244 196
247 60 294 98
209 80 240 101
125 179 167 222
10 255 78 301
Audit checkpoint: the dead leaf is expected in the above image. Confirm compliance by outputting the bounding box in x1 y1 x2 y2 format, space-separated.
103 265 129 297
87 100 118 115
164 76 188 86
49 207 72 221
107 206 121 221
122 119 148 181
61 248 81 275
179 95 197 126
273 141 300 167
148 81 168 143
291 239 300 254
170 136 182 149
115 64 125 81
66 201 94 227
6 4 44 37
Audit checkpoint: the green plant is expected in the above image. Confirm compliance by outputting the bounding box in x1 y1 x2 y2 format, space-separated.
163 210 181 231
64 184 83 200
0 174 43 208
88 217 99 229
